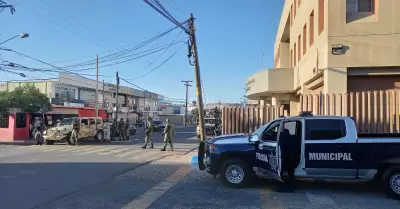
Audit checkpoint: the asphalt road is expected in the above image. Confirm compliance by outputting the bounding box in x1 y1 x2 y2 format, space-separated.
1 125 399 209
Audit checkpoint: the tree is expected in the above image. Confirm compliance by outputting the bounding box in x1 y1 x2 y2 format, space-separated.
0 84 51 113
191 107 198 119
192 100 197 106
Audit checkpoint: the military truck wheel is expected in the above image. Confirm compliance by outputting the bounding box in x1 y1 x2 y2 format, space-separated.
95 131 104 141
382 164 400 200
44 138 55 145
220 158 251 188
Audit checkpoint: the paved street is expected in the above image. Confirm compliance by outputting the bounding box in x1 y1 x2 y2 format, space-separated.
1 125 399 209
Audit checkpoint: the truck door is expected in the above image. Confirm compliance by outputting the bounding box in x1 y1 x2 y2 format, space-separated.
303 118 357 178
255 120 283 182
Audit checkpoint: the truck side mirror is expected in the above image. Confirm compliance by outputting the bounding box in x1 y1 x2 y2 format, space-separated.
249 135 259 142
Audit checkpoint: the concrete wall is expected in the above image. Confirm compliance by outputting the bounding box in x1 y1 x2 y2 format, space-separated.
0 81 54 99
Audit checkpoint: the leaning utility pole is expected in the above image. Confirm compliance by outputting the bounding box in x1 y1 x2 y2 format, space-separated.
181 80 193 126
95 55 99 127
188 13 207 142
115 71 120 120
142 1 206 141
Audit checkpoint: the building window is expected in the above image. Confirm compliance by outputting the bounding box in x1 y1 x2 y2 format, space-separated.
310 10 315 46
303 24 307 55
347 0 374 13
298 35 301 61
294 43 297 66
318 0 324 35
294 0 297 17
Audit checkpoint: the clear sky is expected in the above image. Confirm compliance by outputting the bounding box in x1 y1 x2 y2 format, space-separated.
0 0 284 104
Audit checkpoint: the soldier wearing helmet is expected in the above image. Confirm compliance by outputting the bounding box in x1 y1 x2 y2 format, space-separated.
161 118 174 151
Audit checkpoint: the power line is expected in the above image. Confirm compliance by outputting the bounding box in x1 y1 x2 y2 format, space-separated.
169 0 187 15
20 4 110 50
36 0 123 51
130 42 185 80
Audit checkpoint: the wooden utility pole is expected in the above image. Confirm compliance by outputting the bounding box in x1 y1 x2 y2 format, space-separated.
102 80 105 108
181 80 192 126
95 55 99 130
115 71 120 120
189 13 206 142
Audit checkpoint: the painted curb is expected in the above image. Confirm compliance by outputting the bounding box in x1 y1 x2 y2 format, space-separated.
191 156 198 164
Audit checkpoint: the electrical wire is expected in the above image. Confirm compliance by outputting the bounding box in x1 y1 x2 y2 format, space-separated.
131 43 184 80
169 0 187 15
36 0 124 51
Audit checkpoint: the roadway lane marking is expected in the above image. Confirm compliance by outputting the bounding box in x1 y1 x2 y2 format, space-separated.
115 149 144 158
79 146 119 154
122 167 191 209
128 150 160 161
97 147 132 155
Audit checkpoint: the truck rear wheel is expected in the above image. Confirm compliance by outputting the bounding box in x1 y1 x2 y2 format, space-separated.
95 131 104 141
219 158 251 188
382 164 400 200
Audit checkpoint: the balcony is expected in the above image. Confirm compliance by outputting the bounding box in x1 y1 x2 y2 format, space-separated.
245 68 294 100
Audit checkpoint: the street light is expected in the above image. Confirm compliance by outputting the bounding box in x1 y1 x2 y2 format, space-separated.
0 33 29 45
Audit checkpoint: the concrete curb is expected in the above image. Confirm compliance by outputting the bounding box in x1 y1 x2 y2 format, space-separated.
0 140 37 145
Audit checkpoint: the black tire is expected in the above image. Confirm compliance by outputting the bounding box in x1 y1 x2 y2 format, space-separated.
95 131 104 141
219 158 251 188
44 138 55 145
197 135 201 139
382 164 400 200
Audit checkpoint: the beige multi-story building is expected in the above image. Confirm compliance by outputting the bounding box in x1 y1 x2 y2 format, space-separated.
246 0 400 116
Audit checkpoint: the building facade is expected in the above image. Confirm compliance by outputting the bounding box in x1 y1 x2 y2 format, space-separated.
0 73 162 114
246 0 400 116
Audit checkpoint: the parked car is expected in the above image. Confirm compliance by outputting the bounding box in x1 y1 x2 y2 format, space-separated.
152 120 166 132
198 115 400 200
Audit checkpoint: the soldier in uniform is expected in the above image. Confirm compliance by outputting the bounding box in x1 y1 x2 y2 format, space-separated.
141 116 154 149
161 118 174 151
102 119 111 143
70 118 80 146
118 118 126 141
125 118 130 140
110 119 117 141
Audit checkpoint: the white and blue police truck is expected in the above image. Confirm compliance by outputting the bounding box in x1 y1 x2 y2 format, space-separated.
197 115 400 199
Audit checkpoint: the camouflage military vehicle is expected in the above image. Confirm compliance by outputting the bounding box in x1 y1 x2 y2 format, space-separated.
43 117 103 145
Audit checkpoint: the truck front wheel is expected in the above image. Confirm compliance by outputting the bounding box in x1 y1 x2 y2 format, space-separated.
382 164 400 200
219 158 251 188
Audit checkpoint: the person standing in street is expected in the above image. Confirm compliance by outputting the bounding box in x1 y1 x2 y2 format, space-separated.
161 118 174 151
142 116 154 149
102 119 111 143
273 127 295 193
125 118 130 140
70 118 80 146
118 118 126 141
34 126 43 145
110 119 117 141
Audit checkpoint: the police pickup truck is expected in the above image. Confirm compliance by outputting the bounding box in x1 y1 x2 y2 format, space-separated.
197 115 400 199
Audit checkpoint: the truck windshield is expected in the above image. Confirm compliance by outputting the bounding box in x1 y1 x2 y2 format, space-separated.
60 118 73 125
